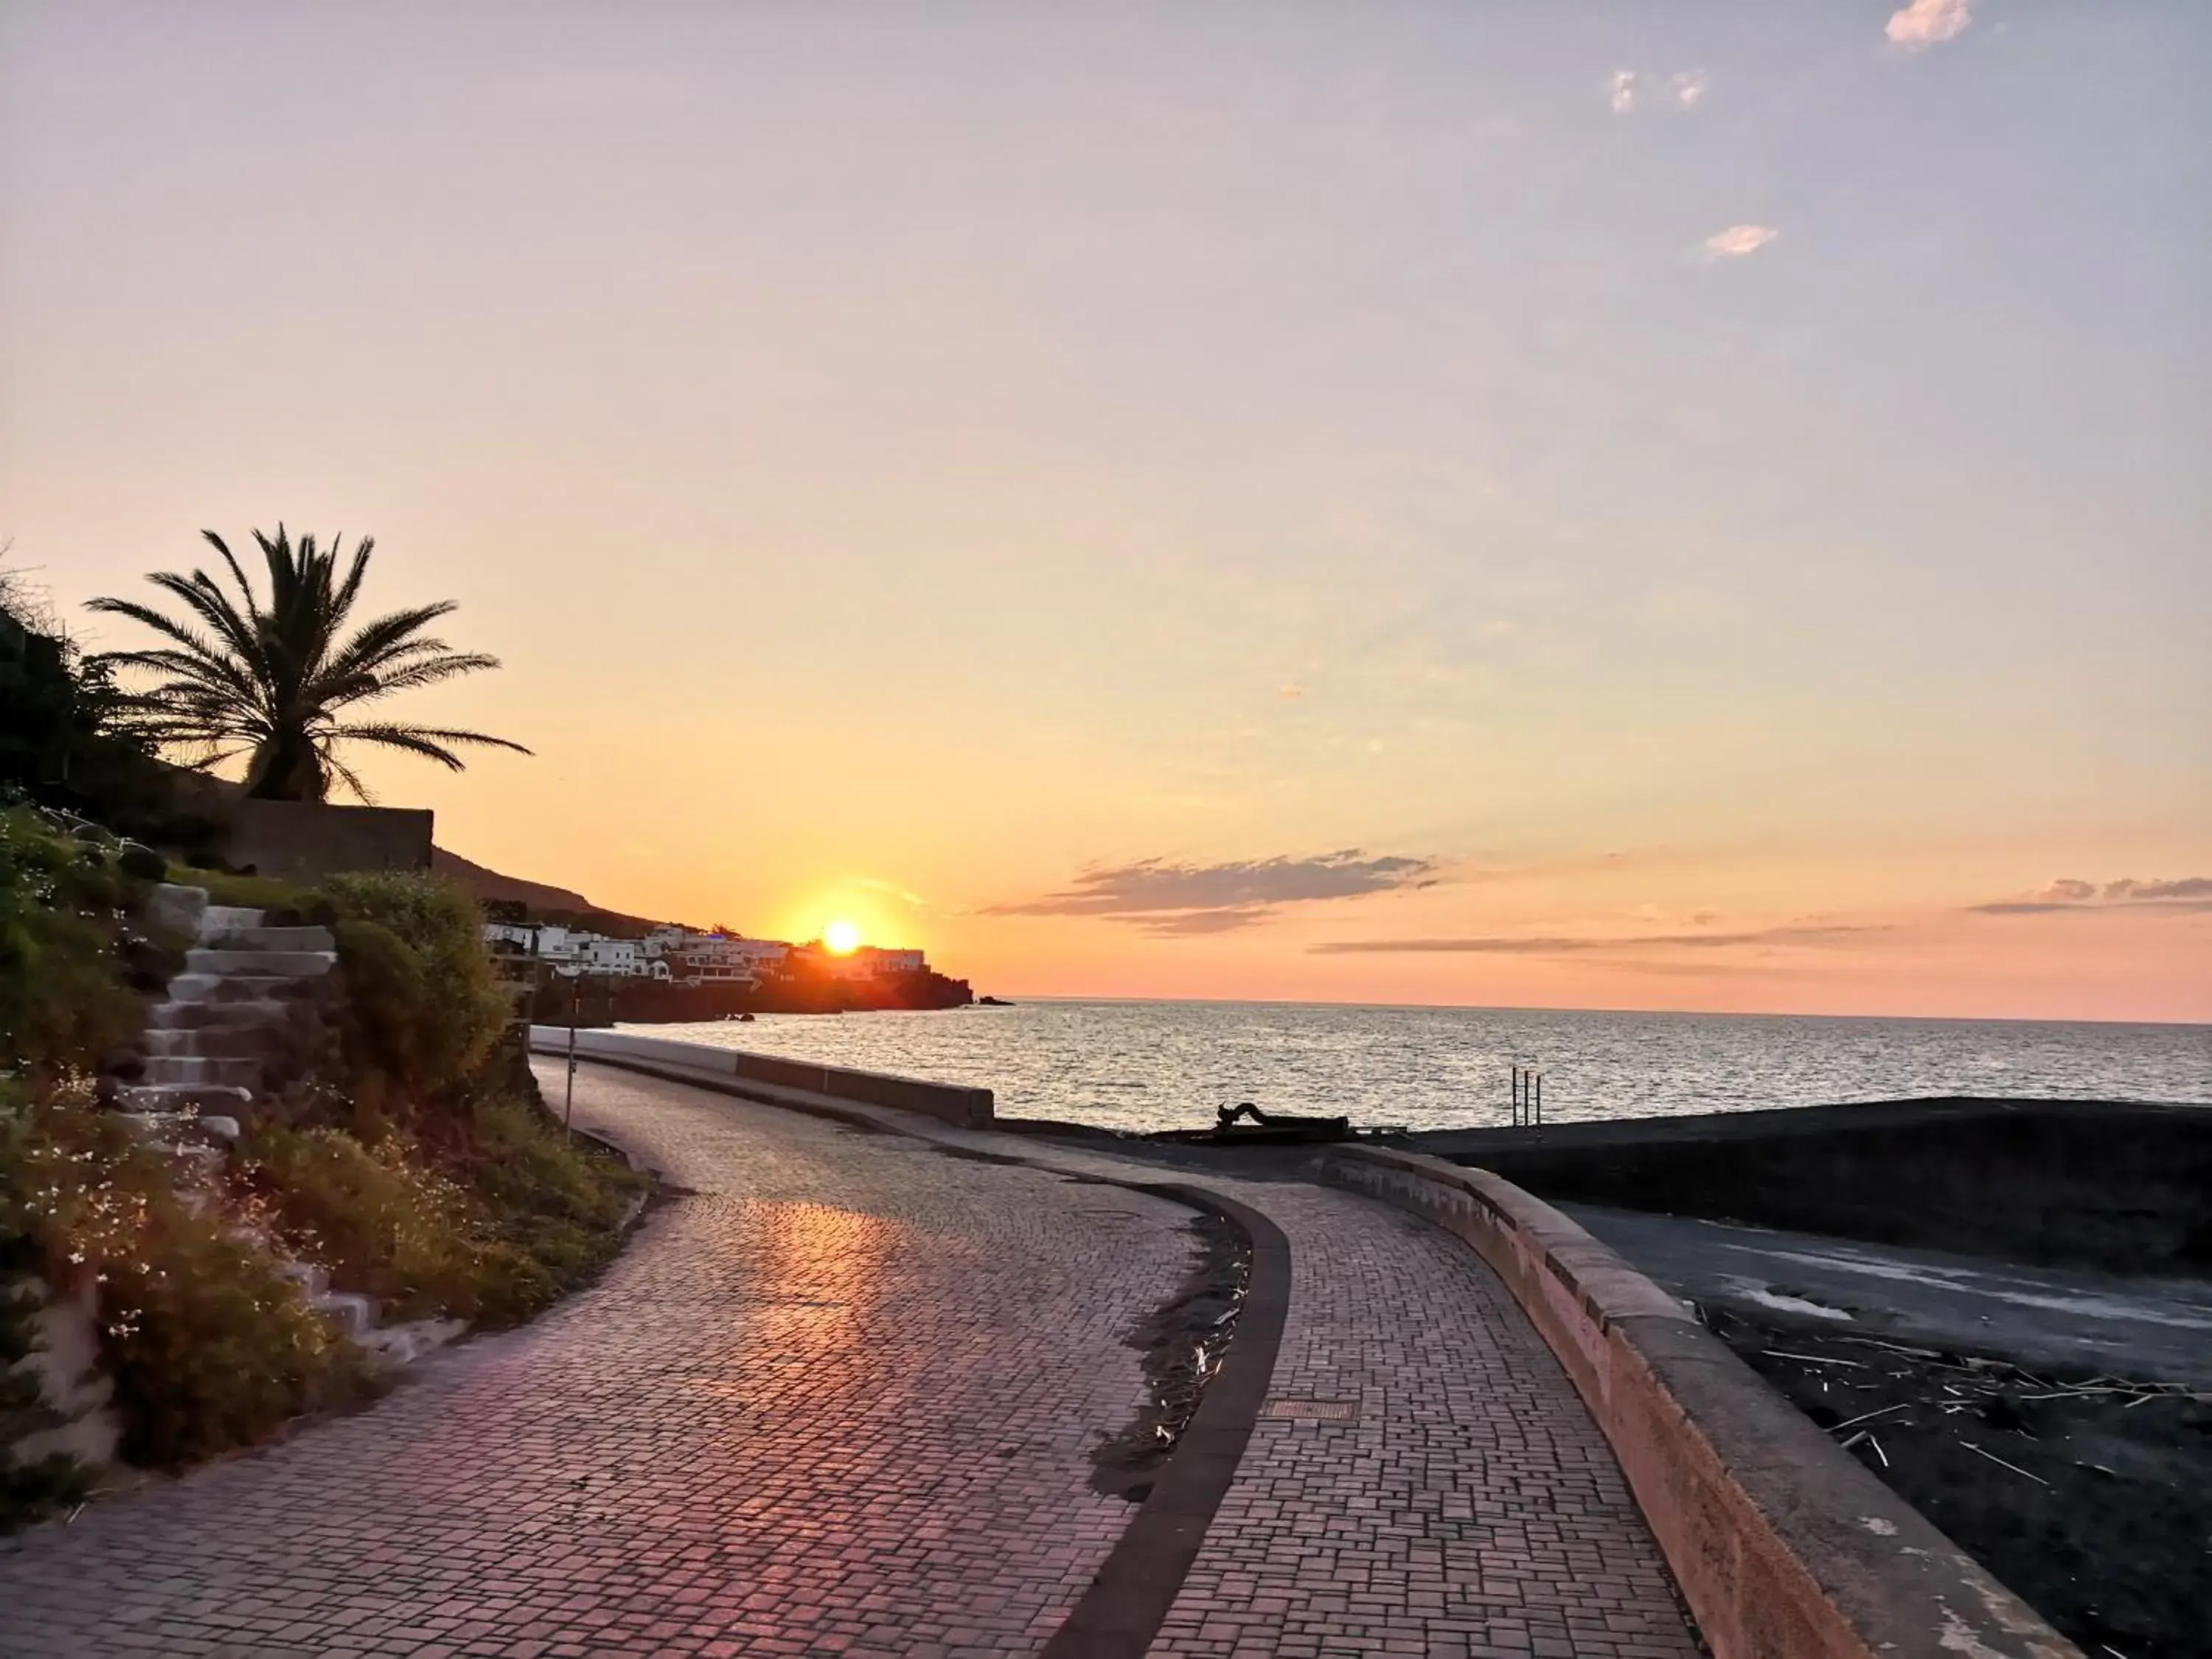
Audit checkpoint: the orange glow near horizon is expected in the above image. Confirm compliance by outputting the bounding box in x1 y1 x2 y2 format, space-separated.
5 9 2206 1024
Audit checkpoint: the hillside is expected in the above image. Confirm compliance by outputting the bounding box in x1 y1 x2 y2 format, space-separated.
430 846 681 937
429 846 591 911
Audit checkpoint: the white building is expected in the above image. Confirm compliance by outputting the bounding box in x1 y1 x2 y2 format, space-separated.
481 920 812 987
577 936 667 978
792 943 928 981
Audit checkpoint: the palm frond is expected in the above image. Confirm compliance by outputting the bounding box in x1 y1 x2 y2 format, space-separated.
334 720 533 758
88 526 527 799
355 653 505 697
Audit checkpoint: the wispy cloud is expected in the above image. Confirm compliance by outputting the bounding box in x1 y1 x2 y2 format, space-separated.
2104 877 2212 902
1967 876 2212 916
1609 69 1707 114
1886 0 1972 50
855 877 928 908
1312 924 1879 956
990 850 1438 936
1700 224 1780 262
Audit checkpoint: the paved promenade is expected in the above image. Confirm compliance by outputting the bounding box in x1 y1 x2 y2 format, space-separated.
0 1065 1697 1658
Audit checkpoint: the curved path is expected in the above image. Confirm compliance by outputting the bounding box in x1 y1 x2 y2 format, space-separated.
0 1065 1697 1658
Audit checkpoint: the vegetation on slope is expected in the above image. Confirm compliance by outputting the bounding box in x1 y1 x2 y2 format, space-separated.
0 812 644 1526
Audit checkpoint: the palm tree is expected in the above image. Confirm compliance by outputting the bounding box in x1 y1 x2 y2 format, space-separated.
88 526 529 802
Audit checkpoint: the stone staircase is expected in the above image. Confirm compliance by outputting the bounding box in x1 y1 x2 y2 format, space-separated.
123 895 337 1135
111 886 467 1366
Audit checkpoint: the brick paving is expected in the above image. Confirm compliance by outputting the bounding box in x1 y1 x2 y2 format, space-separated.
1144 1187 1698 1659
0 1062 1702 1658
0 1066 1200 1658
881 1115 1703 1659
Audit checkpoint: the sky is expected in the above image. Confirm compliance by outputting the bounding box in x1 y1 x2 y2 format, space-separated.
2 1 2207 1021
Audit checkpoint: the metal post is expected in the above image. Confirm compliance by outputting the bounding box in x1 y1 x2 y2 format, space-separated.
1534 1071 1542 1125
565 971 579 1131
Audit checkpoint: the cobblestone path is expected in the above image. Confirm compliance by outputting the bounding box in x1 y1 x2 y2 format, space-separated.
0 1062 1700 1658
1144 1186 1698 1659
876 1099 1703 1659
0 1068 1200 1658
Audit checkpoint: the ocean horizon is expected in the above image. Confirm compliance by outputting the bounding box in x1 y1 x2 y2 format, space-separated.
625 998 2212 1135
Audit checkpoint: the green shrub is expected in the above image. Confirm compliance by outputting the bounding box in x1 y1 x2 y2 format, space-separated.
241 1102 643 1329
0 1084 98 1528
164 865 315 914
99 1198 367 1469
0 810 143 1077
4 1086 366 1471
460 1095 644 1318
321 872 507 1113
240 1124 487 1322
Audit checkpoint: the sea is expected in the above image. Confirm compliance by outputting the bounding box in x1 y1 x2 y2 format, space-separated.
626 1001 2212 1134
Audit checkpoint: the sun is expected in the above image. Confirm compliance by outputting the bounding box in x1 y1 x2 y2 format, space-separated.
823 919 863 955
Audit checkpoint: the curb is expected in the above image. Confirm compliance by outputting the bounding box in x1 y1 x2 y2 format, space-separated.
1042 1186 1290 1659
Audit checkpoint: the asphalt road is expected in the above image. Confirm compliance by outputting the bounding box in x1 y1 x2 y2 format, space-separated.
1564 1203 2212 1386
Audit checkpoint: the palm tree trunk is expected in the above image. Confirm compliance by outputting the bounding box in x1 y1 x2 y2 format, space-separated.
243 728 327 801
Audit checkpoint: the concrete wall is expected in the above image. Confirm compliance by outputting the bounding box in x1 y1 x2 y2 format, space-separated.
223 799 434 882
529 1026 994 1130
1321 1146 2079 1659
1405 1099 2212 1274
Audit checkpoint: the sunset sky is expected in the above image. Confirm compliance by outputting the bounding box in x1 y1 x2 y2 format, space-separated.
4 2 2206 1020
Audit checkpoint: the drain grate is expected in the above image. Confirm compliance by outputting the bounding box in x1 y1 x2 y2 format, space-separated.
1259 1398 1359 1422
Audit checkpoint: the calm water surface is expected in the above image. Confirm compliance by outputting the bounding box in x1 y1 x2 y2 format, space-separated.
627 1001 2211 1133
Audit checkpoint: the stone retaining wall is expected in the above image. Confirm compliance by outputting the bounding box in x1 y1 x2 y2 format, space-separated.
1319 1145 2079 1659
528 1026 993 1130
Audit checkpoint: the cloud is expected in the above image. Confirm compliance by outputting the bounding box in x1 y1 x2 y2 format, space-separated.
1886 0 1972 50
855 877 927 908
1700 225 1779 262
1311 924 1880 956
1968 876 2212 915
1610 69 1707 114
2106 877 2212 902
990 850 1438 935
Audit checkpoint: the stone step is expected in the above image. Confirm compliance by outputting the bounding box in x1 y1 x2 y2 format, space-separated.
119 1110 243 1145
195 904 265 942
147 882 211 939
277 1259 331 1301
148 998 296 1030
142 1026 279 1058
314 1290 376 1340
184 947 336 978
165 973 313 1004
141 1055 263 1088
361 1316 467 1370
198 923 336 952
117 1082 254 1114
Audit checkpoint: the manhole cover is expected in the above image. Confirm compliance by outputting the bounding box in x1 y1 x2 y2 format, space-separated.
1260 1399 1359 1422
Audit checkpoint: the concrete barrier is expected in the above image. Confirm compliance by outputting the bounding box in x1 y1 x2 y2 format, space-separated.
528 1026 993 1130
1320 1145 2079 1659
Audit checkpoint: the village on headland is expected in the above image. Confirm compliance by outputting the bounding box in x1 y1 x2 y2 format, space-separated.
480 908 978 1022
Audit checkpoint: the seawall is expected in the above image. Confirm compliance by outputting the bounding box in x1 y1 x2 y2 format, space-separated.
528 1026 993 1129
1402 1097 2212 1273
